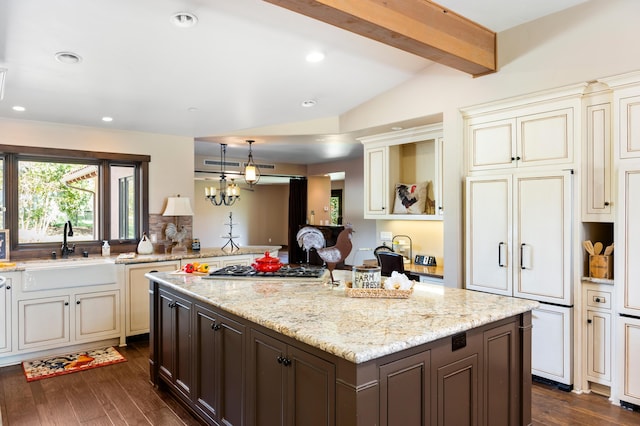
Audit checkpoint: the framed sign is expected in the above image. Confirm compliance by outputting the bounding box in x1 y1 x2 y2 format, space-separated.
0 229 9 261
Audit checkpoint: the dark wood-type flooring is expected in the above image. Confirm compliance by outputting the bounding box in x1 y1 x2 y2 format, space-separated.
1 339 639 425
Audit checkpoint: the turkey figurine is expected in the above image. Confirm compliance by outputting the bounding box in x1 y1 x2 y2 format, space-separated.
317 225 354 284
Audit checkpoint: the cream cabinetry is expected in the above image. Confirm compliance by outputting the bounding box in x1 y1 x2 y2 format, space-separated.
17 286 121 352
466 171 574 386
583 88 613 221
617 164 640 316
465 96 580 172
124 260 180 336
582 283 613 387
360 124 443 220
618 316 640 406
465 171 573 305
0 273 18 354
615 91 640 159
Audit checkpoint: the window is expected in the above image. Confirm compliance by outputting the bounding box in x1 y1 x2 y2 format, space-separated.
1 145 149 259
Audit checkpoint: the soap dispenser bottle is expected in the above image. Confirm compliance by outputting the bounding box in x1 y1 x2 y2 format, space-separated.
102 240 110 257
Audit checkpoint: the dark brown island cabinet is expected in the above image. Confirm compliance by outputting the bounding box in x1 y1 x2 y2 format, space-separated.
149 278 533 426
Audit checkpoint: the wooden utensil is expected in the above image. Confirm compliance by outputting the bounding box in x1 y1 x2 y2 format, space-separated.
593 242 603 255
583 240 594 255
604 243 615 256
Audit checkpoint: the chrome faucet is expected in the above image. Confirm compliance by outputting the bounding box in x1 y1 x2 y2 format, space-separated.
61 220 75 258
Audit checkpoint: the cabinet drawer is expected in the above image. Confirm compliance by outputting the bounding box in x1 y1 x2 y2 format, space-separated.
586 289 611 310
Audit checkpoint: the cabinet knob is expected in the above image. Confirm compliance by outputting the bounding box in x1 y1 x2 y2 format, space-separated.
64 302 69 306
604 202 610 206
595 297 601 303
5 285 10 290
277 356 284 364
587 319 592 324
76 300 81 305
282 358 292 367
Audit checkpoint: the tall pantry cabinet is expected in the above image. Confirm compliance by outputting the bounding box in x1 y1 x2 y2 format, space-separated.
464 88 583 388
611 72 640 408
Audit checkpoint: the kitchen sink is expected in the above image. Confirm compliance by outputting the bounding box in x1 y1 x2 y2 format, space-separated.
21 257 117 292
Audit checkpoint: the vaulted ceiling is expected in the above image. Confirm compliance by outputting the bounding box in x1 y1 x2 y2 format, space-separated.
0 0 587 164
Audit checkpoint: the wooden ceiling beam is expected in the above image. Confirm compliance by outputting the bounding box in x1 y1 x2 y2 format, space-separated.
264 0 496 76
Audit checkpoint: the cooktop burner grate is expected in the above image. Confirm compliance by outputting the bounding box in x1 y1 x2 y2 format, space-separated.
207 264 326 278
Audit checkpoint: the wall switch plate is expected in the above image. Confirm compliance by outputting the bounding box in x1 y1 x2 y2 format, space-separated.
380 231 392 241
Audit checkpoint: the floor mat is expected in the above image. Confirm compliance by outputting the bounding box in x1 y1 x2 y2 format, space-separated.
22 346 126 382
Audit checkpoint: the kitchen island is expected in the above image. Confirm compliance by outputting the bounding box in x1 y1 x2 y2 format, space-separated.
147 270 538 426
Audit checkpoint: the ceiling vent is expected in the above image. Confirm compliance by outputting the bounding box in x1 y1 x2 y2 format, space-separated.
203 159 241 168
243 161 276 170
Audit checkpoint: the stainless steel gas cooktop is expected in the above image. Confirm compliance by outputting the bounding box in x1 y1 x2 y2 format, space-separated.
205 264 326 280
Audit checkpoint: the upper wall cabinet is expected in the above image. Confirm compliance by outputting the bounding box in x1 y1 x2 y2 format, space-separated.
464 91 583 173
582 84 614 222
359 124 443 221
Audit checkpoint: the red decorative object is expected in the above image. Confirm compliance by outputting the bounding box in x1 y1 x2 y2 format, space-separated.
252 251 283 272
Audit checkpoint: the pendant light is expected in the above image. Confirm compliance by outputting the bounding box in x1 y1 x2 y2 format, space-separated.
243 140 261 187
205 143 240 206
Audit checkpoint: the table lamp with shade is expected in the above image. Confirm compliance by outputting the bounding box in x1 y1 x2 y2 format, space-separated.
163 195 194 254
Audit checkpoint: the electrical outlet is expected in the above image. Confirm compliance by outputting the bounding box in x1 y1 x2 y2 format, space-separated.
380 231 392 241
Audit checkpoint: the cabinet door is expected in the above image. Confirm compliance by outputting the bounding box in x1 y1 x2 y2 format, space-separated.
126 261 180 336
18 296 70 350
531 305 573 386
157 288 193 400
618 94 640 158
514 172 573 305
618 316 640 406
465 175 513 296
194 305 246 426
0 275 12 353
468 117 516 171
583 102 613 220
435 354 479 426
364 146 388 216
249 329 287 426
484 321 519 426
379 351 430 426
586 310 611 383
517 108 574 167
618 166 640 316
75 290 120 341
287 345 335 426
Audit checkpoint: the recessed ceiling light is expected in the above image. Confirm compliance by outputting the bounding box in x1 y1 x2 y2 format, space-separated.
187 107 199 112
12 105 25 112
55 51 82 64
301 99 316 108
171 12 198 28
391 126 403 131
306 51 325 63
102 116 113 122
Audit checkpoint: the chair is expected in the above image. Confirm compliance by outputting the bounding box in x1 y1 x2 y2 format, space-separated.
376 251 406 277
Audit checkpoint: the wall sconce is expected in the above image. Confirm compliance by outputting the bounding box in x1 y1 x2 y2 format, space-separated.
205 143 240 206
243 139 260 187
163 195 194 254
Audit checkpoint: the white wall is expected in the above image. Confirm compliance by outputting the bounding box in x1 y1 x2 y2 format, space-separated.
339 0 640 287
307 156 376 265
193 180 289 248
0 118 194 216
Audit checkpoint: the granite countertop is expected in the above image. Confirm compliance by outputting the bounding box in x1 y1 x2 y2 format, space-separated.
147 270 538 364
0 245 281 271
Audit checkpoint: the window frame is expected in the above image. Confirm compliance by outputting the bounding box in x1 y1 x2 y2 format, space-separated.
1 144 149 260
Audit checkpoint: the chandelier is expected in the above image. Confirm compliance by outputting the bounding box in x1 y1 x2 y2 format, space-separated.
243 139 261 187
205 143 240 206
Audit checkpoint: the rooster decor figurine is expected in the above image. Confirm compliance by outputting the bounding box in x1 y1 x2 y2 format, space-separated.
296 226 326 264
165 222 188 253
317 225 354 285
